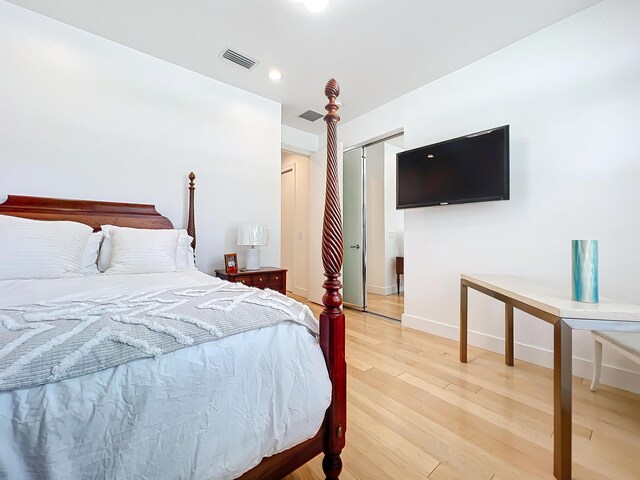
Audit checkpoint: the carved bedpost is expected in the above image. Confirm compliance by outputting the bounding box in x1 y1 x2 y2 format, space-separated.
320 79 346 480
187 172 196 251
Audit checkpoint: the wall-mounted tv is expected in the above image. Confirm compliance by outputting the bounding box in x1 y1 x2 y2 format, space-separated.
396 125 509 209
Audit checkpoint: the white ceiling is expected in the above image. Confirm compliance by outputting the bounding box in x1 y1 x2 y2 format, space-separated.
9 0 601 133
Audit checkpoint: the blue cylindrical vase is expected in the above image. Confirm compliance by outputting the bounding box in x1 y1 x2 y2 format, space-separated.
571 240 598 303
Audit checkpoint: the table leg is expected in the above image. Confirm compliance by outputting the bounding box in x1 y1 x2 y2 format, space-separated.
460 282 468 363
397 274 400 296
505 304 514 366
553 320 572 480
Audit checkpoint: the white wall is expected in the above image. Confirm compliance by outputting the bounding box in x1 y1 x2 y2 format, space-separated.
365 143 386 294
366 142 405 295
281 151 310 297
281 125 319 156
336 0 640 392
0 1 282 274
384 143 404 293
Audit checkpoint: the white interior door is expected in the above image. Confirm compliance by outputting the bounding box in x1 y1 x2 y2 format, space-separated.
281 165 295 292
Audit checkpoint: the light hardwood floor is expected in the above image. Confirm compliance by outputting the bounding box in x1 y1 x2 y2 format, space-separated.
285 300 640 480
365 292 404 321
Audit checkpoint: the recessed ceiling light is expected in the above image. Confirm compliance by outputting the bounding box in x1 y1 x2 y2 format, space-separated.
268 69 282 81
302 0 329 13
427 154 434 158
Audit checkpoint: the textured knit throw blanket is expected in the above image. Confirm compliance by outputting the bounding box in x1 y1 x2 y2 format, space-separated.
0 282 318 391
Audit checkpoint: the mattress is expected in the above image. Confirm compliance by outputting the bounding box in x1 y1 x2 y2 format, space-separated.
0 270 331 480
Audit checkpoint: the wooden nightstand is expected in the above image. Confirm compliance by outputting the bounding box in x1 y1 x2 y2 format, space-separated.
215 267 287 295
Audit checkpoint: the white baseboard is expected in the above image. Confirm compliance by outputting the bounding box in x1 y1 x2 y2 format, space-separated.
289 286 308 298
367 284 388 295
402 313 640 395
367 284 403 296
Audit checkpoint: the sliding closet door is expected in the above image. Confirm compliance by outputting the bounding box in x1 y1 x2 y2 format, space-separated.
342 148 365 308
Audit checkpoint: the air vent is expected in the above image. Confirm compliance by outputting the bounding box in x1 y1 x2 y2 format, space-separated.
222 48 257 70
299 110 324 122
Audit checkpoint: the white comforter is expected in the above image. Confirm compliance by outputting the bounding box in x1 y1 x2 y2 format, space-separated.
0 270 331 480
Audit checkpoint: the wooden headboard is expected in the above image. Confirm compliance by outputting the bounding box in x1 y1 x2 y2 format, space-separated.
0 173 196 242
0 195 173 231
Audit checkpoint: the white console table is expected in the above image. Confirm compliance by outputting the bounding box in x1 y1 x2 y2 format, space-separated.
459 274 640 480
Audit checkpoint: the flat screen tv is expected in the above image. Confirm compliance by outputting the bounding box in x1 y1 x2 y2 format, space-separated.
396 125 509 209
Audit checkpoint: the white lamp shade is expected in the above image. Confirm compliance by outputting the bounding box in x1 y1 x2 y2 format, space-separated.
237 224 268 246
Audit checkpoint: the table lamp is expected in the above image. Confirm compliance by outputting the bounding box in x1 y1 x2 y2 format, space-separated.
237 224 268 270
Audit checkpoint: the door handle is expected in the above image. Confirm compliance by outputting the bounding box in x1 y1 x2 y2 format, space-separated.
349 244 360 249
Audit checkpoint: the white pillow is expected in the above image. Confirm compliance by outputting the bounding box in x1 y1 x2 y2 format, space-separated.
98 226 194 272
97 225 115 272
177 232 196 270
80 232 104 275
103 226 180 275
0 214 93 280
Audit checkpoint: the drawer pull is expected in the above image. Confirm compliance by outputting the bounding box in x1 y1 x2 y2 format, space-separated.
259 277 264 282
275 276 279 280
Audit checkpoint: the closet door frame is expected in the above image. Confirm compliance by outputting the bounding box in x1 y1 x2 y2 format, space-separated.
343 132 404 317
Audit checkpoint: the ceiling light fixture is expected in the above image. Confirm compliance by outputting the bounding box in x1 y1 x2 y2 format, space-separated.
305 0 329 12
268 69 282 81
294 0 329 13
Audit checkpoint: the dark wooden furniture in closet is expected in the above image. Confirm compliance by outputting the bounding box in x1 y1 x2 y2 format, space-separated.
215 267 287 295
396 256 404 295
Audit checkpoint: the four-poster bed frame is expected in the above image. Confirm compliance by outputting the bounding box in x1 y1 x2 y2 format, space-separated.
0 80 347 479
238 78 347 480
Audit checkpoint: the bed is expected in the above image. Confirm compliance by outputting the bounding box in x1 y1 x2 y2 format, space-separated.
0 80 346 479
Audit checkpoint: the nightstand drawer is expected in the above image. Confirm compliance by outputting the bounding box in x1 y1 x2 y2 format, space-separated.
253 274 268 287
234 275 253 286
269 272 284 283
268 272 285 289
